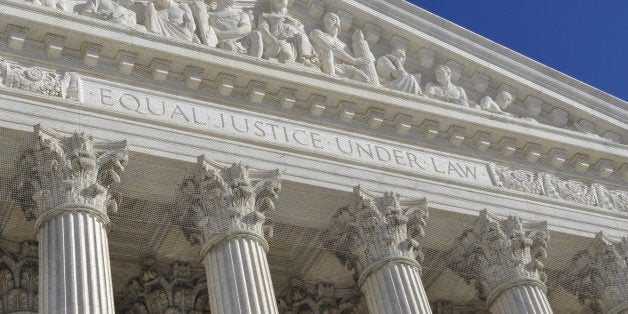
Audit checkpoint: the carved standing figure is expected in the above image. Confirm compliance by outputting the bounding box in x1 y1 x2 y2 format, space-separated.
309 12 372 83
479 90 513 113
376 48 421 94
255 0 318 65
144 0 199 43
424 65 468 106
193 0 261 56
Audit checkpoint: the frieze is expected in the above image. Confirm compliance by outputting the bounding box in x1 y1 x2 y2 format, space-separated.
3 0 622 142
0 58 82 101
80 78 493 186
117 260 210 313
488 163 627 212
277 279 361 314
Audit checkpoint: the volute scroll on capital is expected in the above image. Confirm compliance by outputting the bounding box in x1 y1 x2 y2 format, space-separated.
175 154 281 254
11 125 128 229
325 186 428 285
447 210 549 306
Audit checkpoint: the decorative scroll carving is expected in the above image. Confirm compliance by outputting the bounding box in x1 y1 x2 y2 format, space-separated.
448 210 549 304
0 58 82 101
256 0 318 66
277 279 361 314
488 163 628 211
0 240 38 314
560 232 627 313
175 155 281 249
11 125 128 225
144 0 199 43
117 260 210 313
325 186 428 281
424 65 469 107
376 48 421 95
309 12 375 84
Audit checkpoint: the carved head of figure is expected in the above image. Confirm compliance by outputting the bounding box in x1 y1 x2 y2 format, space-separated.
322 12 341 37
270 0 289 12
495 91 514 110
435 65 452 87
392 48 406 63
216 0 235 10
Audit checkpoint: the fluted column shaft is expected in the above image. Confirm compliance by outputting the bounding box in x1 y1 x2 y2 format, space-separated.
203 236 277 314
489 283 552 314
361 261 431 314
38 211 114 313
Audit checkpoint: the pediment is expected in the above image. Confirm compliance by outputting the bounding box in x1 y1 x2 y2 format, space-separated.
0 0 626 186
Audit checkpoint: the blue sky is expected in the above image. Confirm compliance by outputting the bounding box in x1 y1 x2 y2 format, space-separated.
411 1 628 101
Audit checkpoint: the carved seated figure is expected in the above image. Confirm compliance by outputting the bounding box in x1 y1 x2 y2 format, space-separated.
193 0 261 56
30 0 69 12
424 65 468 106
77 0 144 30
144 0 199 43
376 48 421 95
479 90 513 114
309 12 374 83
256 0 318 65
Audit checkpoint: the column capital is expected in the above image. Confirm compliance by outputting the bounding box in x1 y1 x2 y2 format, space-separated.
176 155 281 254
0 240 39 313
561 232 627 313
277 279 361 313
12 125 128 229
448 210 549 305
325 186 428 285
117 259 210 313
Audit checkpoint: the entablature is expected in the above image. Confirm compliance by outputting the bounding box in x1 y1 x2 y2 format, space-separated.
0 0 626 188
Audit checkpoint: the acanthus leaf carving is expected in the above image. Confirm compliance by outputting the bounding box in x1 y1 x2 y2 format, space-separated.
447 210 549 304
11 125 128 225
0 240 39 314
325 186 428 282
277 279 361 314
560 232 627 313
488 162 627 212
175 155 281 250
117 259 210 314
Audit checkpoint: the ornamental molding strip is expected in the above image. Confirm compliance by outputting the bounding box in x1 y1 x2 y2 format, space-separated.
116 259 211 313
277 279 361 314
0 240 38 314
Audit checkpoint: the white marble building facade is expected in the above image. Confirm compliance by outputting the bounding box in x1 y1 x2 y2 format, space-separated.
0 0 625 313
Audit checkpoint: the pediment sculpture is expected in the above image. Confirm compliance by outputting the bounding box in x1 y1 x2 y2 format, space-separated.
424 64 469 107
376 48 422 95
309 12 378 84
144 0 200 43
75 0 145 30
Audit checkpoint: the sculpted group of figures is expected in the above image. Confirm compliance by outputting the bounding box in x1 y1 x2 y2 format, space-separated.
27 0 513 110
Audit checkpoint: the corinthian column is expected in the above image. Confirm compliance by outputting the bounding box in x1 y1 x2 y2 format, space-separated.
448 210 552 313
12 125 128 313
560 232 627 314
176 155 281 314
326 186 432 313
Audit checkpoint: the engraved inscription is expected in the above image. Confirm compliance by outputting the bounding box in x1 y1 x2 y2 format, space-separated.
82 79 492 185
